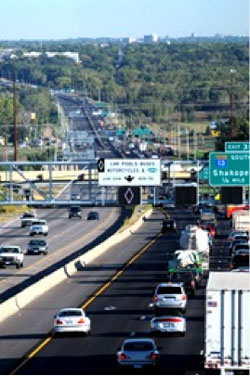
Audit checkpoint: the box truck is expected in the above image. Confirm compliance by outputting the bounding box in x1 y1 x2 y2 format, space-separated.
232 210 250 233
205 272 250 373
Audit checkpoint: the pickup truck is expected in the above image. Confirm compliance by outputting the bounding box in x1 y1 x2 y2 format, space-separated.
0 246 24 268
21 212 36 227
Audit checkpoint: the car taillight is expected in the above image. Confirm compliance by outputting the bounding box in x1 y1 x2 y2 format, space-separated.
153 295 158 302
181 295 187 300
228 237 232 241
149 353 158 360
156 318 182 323
77 318 85 324
118 353 127 360
55 319 63 325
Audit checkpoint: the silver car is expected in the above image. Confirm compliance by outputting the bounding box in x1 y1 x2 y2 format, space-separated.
29 220 48 236
54 308 91 335
153 283 187 313
150 309 186 336
27 239 48 255
117 338 160 368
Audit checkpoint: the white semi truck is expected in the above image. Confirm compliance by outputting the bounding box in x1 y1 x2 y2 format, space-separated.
205 272 250 373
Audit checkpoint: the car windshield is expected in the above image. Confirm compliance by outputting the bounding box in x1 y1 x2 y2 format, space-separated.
235 244 249 250
23 213 34 218
157 286 182 294
70 207 80 212
30 240 46 246
124 342 154 351
59 310 83 317
233 237 248 243
233 255 249 266
0 248 19 253
155 309 182 317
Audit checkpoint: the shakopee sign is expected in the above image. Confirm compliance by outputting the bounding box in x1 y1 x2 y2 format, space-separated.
209 152 249 186
98 159 161 186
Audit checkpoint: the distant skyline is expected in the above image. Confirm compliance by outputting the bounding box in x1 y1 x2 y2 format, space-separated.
0 0 249 40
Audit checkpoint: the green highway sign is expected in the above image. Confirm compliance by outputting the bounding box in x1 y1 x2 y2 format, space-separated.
209 152 249 186
199 166 209 181
225 142 249 152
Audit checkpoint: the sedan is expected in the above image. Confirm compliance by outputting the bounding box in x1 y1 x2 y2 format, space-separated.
117 338 160 369
27 239 48 255
87 211 99 220
150 309 186 336
29 224 48 236
54 308 91 335
161 219 177 233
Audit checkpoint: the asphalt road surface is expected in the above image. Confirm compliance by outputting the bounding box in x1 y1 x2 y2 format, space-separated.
0 207 231 375
0 206 121 300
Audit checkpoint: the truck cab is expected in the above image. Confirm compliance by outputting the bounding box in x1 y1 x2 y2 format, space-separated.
0 246 24 268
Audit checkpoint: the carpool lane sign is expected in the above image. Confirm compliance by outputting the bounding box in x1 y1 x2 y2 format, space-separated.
209 152 249 186
98 159 161 186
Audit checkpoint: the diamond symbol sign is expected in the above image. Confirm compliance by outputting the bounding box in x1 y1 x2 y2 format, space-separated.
118 186 140 206
124 187 134 205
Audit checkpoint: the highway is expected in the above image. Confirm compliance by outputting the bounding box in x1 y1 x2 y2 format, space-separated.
0 207 231 375
0 206 122 300
0 95 124 301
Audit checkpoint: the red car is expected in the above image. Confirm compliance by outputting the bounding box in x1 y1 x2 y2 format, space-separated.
200 222 216 237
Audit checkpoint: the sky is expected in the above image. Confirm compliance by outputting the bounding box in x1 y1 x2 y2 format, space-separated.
0 0 249 40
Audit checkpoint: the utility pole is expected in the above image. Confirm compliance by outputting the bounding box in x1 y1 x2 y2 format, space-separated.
186 128 190 160
12 62 18 161
178 126 181 159
193 131 198 161
229 69 237 138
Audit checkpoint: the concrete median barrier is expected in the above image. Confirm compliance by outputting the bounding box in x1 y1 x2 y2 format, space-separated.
0 207 153 323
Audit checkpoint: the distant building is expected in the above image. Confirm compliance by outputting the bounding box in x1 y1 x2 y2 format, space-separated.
122 37 136 44
22 51 80 63
0 48 14 61
143 33 158 43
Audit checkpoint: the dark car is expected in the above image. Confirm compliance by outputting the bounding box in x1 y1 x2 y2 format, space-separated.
27 239 48 255
167 270 198 295
228 237 249 255
87 211 99 220
231 251 249 269
69 206 82 219
161 219 177 233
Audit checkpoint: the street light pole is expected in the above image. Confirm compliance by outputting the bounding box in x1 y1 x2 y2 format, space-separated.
229 69 237 138
12 63 18 161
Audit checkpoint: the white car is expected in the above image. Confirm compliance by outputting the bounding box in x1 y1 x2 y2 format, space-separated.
54 308 91 334
150 309 186 336
153 282 187 313
117 338 160 368
29 220 48 236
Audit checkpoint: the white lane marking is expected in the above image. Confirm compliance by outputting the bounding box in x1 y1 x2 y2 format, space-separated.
104 305 116 311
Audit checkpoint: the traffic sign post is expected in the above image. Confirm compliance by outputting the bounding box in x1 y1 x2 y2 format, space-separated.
225 142 249 152
98 159 161 186
209 152 249 186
